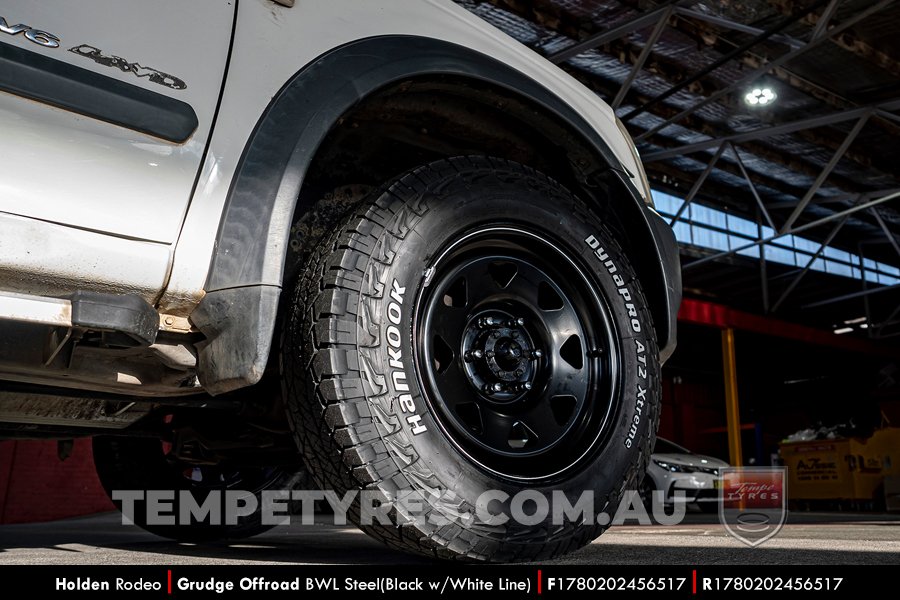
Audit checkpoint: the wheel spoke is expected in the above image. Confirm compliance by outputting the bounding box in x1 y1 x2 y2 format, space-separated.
500 270 540 305
429 304 468 342
464 261 519 305
440 276 468 308
454 402 484 435
517 399 567 444
537 280 565 311
545 347 590 400
487 261 518 288
433 361 478 409
430 333 455 375
539 302 582 345
478 407 517 450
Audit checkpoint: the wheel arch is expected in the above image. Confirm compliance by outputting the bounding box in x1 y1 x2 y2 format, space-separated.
192 35 679 395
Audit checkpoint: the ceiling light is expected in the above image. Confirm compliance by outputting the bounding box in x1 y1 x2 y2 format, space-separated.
844 316 867 325
745 87 777 106
833 327 853 335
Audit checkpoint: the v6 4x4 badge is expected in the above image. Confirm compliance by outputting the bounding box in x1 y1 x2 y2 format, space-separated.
0 15 59 47
69 44 186 90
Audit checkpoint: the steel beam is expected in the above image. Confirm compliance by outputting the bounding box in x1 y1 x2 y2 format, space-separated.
624 0 827 124
876 109 900 125
682 190 900 270
547 4 676 64
611 7 672 109
732 143 776 230
875 304 900 338
669 143 726 225
869 208 900 261
634 0 894 142
674 7 804 48
802 281 900 309
768 187 900 210
810 0 842 41
771 215 849 312
643 99 900 162
859 242 874 336
757 207 770 313
781 112 871 232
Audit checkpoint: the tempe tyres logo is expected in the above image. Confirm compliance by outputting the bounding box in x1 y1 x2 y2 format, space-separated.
719 467 787 547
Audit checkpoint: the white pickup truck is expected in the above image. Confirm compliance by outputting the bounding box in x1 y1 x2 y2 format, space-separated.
0 0 680 561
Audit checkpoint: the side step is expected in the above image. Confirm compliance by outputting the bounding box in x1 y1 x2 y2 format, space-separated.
0 290 159 345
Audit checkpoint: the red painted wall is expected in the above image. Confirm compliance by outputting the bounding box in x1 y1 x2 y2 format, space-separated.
0 439 112 524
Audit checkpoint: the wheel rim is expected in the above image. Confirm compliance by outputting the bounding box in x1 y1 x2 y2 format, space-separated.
416 226 619 481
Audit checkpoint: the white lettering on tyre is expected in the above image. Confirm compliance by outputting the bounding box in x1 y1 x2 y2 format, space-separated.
584 235 649 449
584 235 641 334
386 278 428 435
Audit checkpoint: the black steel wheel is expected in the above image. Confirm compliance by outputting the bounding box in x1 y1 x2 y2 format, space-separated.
418 228 617 480
284 157 661 561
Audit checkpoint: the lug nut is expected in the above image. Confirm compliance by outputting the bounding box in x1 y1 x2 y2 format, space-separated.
515 317 525 326
483 384 494 395
522 382 533 391
492 383 504 393
515 369 524 377
532 349 543 359
465 350 483 362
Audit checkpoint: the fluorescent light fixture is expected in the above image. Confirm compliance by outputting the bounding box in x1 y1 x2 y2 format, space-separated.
745 87 777 106
833 327 853 335
844 316 867 325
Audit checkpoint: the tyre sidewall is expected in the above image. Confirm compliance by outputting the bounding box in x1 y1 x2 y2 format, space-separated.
358 168 657 525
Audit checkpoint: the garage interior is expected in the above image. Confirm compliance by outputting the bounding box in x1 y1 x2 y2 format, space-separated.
454 0 900 511
1 0 899 564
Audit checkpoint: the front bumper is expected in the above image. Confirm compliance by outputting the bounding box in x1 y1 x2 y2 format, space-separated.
667 473 720 503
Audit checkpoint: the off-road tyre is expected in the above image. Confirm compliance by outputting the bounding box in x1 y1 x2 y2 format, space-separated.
283 156 660 561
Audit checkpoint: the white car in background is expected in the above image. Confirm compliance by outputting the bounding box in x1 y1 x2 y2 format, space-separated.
643 438 729 512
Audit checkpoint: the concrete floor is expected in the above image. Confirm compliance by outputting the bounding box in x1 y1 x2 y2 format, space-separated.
1 511 898 565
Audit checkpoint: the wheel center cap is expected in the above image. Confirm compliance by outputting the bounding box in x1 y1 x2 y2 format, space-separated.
484 334 526 380
462 312 543 403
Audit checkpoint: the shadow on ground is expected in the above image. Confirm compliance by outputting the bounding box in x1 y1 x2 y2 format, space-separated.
1 511 898 565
